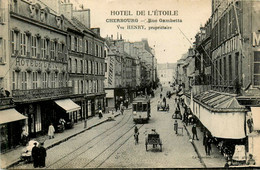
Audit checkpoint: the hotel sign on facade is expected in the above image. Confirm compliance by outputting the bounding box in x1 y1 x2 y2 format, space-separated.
212 36 238 60
15 57 67 70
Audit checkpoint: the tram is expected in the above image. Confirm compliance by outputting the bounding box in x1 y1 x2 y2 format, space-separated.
132 95 151 123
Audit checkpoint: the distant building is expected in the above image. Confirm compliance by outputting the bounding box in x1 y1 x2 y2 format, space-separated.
157 63 176 85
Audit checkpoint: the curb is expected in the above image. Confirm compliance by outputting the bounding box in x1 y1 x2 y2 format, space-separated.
183 124 207 168
5 113 121 169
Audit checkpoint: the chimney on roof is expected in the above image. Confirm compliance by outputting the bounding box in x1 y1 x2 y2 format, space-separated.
60 0 73 20
40 0 62 14
91 28 100 36
120 34 122 40
73 8 91 28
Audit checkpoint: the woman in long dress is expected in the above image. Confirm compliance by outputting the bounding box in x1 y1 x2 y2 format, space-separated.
48 123 55 139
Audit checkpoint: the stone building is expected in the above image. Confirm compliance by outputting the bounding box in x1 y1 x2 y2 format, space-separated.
0 0 106 151
0 0 76 151
178 0 260 164
157 63 176 86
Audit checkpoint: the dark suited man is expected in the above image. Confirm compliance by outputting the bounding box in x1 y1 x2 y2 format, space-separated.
32 142 39 168
38 142 47 168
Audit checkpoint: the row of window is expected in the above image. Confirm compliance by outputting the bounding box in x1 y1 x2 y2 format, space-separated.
68 58 105 75
70 35 104 58
72 79 104 94
12 71 68 90
0 38 6 63
253 51 260 86
11 30 68 61
11 0 63 29
212 52 239 87
211 6 238 49
12 70 105 93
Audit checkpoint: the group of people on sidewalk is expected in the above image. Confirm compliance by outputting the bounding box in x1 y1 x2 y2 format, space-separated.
174 96 214 157
32 142 47 168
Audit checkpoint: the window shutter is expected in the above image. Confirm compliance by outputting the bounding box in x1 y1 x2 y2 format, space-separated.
79 38 82 52
71 35 74 51
76 37 79 52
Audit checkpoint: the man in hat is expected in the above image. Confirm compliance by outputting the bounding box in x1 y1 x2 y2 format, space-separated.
31 142 39 168
38 142 47 167
174 120 178 134
192 124 199 140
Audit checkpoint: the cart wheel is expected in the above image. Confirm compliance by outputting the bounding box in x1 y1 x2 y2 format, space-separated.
172 114 175 119
160 144 162 152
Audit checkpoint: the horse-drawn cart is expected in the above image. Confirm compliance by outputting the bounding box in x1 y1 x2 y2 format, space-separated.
157 101 169 111
145 129 162 151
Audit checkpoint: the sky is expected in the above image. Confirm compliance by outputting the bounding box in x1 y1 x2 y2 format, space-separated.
71 0 212 64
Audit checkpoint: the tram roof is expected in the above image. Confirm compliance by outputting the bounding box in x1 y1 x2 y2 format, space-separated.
133 95 150 103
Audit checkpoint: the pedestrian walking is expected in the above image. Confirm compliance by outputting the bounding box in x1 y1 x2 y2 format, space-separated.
38 142 47 168
115 103 118 112
203 132 210 155
98 109 103 118
48 123 55 139
207 135 212 155
134 126 139 145
246 154 256 165
174 120 178 134
120 103 124 115
32 142 39 168
21 128 29 146
192 124 199 140
134 126 138 134
126 99 129 109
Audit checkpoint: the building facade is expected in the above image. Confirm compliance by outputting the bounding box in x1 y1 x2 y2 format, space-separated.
157 63 176 86
0 0 106 151
177 0 260 164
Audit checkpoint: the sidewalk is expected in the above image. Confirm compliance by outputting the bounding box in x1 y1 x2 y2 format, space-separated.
184 124 227 168
178 103 227 168
0 111 121 169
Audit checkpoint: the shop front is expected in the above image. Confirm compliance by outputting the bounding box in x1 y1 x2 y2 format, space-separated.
54 99 81 128
85 94 96 117
0 108 27 152
185 91 248 161
95 93 106 113
16 103 43 138
105 89 115 111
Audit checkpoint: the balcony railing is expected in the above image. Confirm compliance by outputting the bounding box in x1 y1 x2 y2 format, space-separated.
12 87 73 101
0 97 14 107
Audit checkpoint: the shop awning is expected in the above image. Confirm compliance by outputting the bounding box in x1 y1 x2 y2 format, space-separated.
251 107 260 130
191 90 247 139
55 99 81 113
0 108 27 125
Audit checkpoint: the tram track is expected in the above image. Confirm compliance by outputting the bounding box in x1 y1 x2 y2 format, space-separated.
46 112 132 169
83 124 145 168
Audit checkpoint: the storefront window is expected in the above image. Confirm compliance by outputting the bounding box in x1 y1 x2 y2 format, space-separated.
254 51 260 86
0 125 8 151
